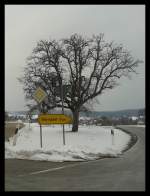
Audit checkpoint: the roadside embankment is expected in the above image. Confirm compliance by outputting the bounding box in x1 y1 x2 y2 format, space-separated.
5 122 24 141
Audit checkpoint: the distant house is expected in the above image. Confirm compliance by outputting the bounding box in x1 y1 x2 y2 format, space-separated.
79 116 93 125
129 116 138 121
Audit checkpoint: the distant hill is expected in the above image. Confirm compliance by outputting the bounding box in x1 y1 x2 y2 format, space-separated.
80 108 145 118
8 108 144 118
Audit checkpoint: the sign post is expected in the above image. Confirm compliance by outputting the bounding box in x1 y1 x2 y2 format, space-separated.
33 84 72 147
33 87 47 148
111 128 115 145
52 77 71 146
39 124 42 148
61 82 65 145
38 114 72 146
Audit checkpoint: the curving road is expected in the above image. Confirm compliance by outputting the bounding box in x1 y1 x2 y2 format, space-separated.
5 126 145 191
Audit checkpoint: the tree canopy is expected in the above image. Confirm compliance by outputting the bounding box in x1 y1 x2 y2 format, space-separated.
19 34 142 131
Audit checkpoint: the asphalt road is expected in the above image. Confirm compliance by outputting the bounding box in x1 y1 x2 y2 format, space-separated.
5 126 145 191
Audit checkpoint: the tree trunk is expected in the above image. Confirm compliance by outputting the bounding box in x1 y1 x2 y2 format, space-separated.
72 109 79 132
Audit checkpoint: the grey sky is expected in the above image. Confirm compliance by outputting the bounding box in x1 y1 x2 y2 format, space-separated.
5 5 145 112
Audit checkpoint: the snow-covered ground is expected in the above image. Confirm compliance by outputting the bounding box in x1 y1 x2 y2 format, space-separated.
5 123 131 162
118 125 145 128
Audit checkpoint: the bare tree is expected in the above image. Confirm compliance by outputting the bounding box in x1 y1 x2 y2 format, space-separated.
26 104 38 120
19 34 142 132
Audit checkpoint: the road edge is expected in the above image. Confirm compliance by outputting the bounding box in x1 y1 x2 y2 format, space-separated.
115 126 138 153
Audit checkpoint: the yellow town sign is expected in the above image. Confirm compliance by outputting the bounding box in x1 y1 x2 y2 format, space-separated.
38 114 72 125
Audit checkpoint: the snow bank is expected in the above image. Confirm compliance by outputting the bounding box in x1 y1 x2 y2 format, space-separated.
5 123 131 162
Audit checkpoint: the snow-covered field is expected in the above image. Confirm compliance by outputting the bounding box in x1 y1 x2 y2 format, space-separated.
5 123 131 162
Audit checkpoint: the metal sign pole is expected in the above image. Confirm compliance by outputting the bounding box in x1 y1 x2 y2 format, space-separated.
39 103 43 148
40 124 43 148
33 87 47 149
17 119 20 130
111 128 114 145
29 119 30 129
28 114 30 129
61 82 65 145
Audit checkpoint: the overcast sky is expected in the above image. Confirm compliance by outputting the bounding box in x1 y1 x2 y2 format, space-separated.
5 5 145 112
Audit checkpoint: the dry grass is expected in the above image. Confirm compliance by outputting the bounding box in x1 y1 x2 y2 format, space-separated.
5 122 24 141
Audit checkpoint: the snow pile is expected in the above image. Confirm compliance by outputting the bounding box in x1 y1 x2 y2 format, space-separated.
5 123 131 162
